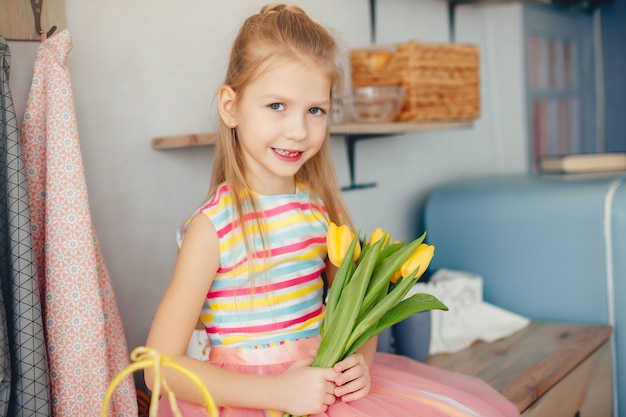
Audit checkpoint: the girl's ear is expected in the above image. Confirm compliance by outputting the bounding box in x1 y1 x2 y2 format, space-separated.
218 85 237 127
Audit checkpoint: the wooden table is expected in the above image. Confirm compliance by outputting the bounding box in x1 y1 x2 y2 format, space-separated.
426 322 613 417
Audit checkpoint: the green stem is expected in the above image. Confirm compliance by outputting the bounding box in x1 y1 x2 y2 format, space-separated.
313 238 384 367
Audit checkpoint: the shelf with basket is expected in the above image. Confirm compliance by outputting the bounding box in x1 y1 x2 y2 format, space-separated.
152 39 480 191
337 39 481 190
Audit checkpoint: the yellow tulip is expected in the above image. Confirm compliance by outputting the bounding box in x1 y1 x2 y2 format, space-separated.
327 222 361 267
369 228 384 244
400 243 435 280
390 270 402 284
369 228 391 247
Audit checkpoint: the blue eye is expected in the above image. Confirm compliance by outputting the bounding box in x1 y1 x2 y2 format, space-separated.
309 107 326 115
269 103 285 111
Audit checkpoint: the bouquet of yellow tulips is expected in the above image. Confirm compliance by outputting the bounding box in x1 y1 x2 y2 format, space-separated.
283 223 448 417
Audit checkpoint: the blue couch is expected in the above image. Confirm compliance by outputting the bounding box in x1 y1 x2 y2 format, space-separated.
423 173 626 416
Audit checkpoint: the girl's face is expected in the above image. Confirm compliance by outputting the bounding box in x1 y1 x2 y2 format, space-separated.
233 60 332 195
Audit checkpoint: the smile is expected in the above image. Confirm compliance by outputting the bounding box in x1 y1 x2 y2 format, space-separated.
273 148 302 158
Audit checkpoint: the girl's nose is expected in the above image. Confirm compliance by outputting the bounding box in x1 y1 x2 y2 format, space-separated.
285 115 307 140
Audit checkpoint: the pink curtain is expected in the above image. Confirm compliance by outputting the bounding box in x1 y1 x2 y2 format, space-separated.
19 30 137 416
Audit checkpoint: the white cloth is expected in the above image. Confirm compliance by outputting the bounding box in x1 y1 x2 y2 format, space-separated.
187 329 210 361
407 269 530 355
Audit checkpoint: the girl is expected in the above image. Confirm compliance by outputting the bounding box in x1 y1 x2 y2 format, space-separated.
145 4 521 417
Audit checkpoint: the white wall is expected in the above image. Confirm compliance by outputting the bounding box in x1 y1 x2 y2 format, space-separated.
6 0 527 352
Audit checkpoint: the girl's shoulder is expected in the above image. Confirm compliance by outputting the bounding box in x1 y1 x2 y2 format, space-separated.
176 183 233 247
198 183 233 216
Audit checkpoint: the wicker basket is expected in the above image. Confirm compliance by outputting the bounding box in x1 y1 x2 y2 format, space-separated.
350 41 480 122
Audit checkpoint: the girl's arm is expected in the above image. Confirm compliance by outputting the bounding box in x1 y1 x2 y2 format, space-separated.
145 214 338 415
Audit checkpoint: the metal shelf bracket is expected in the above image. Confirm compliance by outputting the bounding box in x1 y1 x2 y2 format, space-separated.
342 135 378 191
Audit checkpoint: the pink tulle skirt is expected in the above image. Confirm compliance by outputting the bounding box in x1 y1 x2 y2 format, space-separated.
157 337 520 417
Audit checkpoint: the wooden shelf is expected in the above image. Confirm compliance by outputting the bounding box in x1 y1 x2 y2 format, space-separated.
330 120 473 136
332 120 473 190
151 120 473 150
152 120 474 191
152 132 218 150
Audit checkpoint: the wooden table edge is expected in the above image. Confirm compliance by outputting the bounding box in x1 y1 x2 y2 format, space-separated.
425 321 613 414
502 322 612 412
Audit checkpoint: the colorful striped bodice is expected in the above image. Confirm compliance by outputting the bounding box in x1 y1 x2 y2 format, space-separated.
177 184 329 349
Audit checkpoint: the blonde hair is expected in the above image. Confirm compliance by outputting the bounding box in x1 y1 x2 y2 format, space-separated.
207 4 353 267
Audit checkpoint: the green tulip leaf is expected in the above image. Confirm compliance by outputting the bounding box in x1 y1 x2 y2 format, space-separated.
374 240 405 267
344 293 448 357
313 237 384 367
358 234 426 318
348 267 421 352
356 241 371 267
321 234 358 337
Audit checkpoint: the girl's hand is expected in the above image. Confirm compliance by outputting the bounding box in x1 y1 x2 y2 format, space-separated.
277 357 339 416
333 353 371 402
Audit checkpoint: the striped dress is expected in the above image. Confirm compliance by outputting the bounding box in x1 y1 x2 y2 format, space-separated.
160 184 521 417
177 183 329 348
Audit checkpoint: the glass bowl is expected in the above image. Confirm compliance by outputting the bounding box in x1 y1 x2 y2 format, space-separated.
347 86 405 123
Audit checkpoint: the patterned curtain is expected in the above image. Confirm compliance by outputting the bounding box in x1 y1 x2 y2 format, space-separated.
0 35 51 417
